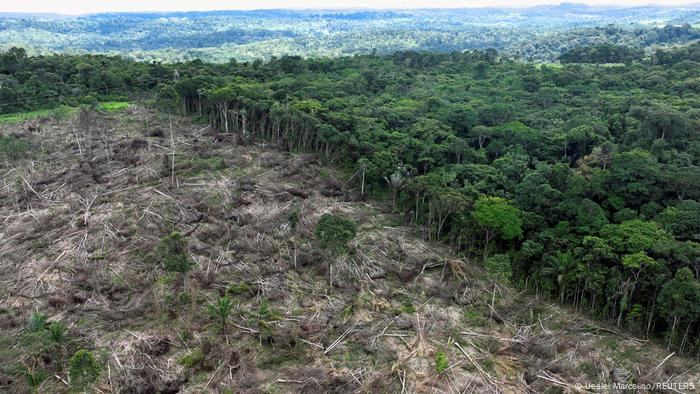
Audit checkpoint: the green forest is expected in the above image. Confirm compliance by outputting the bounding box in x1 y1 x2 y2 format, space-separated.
1 5 699 62
2 40 699 357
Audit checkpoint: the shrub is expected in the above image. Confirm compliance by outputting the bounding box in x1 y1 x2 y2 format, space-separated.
49 105 73 122
207 296 233 332
68 349 100 390
484 254 513 282
254 299 282 340
47 322 67 344
435 349 449 373
178 348 204 368
156 231 194 273
314 213 357 254
20 365 46 393
0 135 30 160
26 313 47 333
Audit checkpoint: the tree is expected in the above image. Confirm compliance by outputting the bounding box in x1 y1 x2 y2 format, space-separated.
472 196 522 256
157 231 194 274
541 251 579 303
208 296 233 333
357 157 375 196
618 251 661 326
607 149 661 207
315 214 357 255
69 349 100 390
657 268 700 351
666 166 700 200
600 220 671 255
631 104 690 142
155 83 179 114
575 199 609 234
656 200 700 241
485 254 513 282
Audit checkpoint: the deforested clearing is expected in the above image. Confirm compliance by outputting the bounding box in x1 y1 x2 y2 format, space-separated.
0 108 697 393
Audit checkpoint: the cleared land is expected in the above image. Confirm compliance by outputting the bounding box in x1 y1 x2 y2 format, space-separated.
0 107 697 393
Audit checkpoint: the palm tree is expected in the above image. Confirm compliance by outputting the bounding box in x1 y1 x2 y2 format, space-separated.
542 252 578 304
207 296 232 333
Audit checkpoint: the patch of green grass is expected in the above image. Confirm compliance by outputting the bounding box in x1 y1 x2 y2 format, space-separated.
176 155 226 177
0 135 31 160
97 101 131 112
464 308 487 327
156 273 176 285
156 231 194 273
256 342 310 369
178 348 204 368
88 252 109 261
0 102 127 124
0 108 53 124
617 345 640 364
400 299 415 314
481 357 495 373
435 349 449 373
227 280 252 296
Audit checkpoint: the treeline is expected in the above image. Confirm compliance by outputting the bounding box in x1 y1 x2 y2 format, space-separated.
559 44 644 64
0 47 167 113
653 41 700 66
2 7 700 63
2 46 700 354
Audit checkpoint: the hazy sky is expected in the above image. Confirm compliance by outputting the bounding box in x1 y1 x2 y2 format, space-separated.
1 1 697 15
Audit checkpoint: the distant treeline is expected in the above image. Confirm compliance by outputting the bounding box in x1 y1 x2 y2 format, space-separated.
1 6 699 62
559 44 644 64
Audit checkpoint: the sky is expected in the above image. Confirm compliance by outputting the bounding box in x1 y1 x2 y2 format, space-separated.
1 1 697 15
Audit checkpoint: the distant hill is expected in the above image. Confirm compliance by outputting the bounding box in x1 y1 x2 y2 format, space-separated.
0 5 699 62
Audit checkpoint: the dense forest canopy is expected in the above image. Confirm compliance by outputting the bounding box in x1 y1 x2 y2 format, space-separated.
1 4 699 62
1 40 699 354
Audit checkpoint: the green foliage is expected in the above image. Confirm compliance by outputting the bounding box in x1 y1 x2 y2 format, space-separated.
2 35 700 352
49 105 74 122
473 196 523 241
484 254 513 282
47 321 67 344
207 296 233 331
601 220 670 254
175 155 226 176
253 298 282 340
286 208 300 229
155 84 180 113
435 349 449 374
658 268 700 325
227 280 253 296
97 101 130 112
20 365 47 393
0 109 53 124
464 308 487 327
314 214 357 254
68 349 100 390
560 44 643 64
26 312 47 333
0 9 699 64
0 135 30 160
178 348 205 368
156 231 194 273
621 252 657 270
257 298 282 322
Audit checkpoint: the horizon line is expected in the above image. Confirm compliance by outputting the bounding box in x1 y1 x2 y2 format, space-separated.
2 2 700 17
